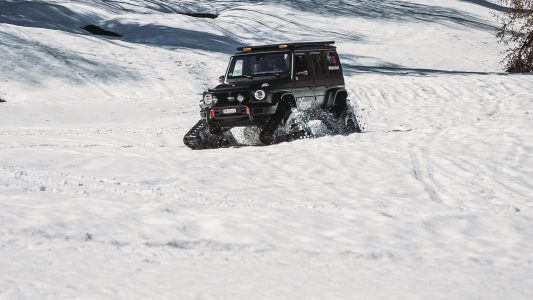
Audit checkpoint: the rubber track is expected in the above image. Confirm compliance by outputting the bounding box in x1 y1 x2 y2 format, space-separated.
184 120 238 150
183 120 206 149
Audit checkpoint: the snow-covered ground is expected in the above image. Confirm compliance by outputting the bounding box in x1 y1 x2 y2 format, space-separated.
1 0 533 299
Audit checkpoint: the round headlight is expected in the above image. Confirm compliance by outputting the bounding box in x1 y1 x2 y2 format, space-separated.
212 96 218 104
254 90 266 101
204 94 213 105
237 94 245 102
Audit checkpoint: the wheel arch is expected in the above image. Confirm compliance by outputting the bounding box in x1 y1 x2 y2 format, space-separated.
273 92 296 108
325 88 348 108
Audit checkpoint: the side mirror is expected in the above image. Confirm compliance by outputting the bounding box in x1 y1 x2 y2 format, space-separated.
218 76 225 84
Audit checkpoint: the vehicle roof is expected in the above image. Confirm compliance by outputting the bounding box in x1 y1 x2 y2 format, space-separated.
235 41 336 54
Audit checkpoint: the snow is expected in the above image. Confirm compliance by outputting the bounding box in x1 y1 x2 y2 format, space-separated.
1 0 533 299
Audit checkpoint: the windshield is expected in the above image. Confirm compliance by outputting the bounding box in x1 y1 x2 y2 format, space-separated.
227 52 291 79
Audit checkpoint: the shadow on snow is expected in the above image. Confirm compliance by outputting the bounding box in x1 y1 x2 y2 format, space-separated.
0 1 241 54
343 64 507 76
0 31 138 85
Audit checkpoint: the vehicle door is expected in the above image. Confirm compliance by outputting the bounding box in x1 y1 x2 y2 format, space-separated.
292 52 315 110
310 52 328 108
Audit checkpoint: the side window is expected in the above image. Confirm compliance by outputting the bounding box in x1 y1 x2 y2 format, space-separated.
311 53 326 76
294 54 309 80
326 52 341 74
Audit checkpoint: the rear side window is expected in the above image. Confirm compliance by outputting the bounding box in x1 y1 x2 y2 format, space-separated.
326 52 341 74
294 54 309 80
311 53 326 76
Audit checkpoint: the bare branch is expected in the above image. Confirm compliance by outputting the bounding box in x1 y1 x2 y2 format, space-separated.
496 0 533 72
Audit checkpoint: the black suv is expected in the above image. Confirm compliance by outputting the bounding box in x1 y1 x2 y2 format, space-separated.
184 41 361 149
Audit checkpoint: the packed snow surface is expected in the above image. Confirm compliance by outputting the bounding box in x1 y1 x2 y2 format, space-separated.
1 0 532 299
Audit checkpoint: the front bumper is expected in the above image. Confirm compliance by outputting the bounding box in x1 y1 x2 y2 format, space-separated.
201 104 277 127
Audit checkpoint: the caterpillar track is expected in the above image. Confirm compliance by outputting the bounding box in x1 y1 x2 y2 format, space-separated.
183 120 236 150
183 106 361 150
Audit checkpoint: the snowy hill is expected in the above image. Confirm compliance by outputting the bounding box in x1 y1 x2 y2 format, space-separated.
1 1 533 299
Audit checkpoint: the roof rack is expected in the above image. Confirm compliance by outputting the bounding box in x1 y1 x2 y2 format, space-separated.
236 41 335 52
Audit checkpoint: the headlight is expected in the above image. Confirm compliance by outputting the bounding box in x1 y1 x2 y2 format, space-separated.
212 96 218 104
237 94 245 102
254 90 266 101
204 94 213 105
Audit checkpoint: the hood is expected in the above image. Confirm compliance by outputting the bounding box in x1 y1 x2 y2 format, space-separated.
209 78 281 93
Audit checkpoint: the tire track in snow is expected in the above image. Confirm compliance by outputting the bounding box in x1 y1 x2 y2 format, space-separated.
0 126 185 137
409 145 443 205
346 74 533 213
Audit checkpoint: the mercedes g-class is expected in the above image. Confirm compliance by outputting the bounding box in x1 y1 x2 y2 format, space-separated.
184 41 361 149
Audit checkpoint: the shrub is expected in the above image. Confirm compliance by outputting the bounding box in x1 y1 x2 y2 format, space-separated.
496 1 533 72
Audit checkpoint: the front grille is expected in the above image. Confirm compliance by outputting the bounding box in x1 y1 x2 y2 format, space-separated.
213 91 251 105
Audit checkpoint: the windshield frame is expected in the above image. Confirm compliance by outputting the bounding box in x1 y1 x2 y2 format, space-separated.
225 51 293 82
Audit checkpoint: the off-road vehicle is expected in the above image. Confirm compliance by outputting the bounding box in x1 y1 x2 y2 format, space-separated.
183 41 361 149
